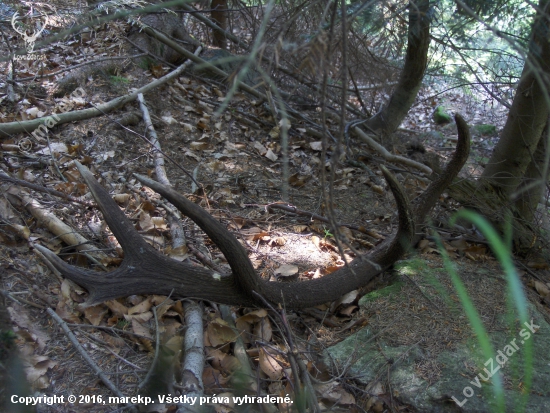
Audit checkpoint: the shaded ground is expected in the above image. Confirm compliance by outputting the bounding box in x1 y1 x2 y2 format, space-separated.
327 257 550 412
2 5 550 413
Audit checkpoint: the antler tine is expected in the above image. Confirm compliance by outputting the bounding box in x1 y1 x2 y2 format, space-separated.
33 244 152 304
412 113 471 230
74 161 154 259
34 242 254 306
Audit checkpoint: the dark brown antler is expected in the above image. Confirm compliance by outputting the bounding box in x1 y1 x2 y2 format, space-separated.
35 114 470 309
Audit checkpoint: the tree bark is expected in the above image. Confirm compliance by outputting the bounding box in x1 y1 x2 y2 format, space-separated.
211 0 228 49
514 123 550 225
365 0 431 136
481 0 550 196
472 0 550 252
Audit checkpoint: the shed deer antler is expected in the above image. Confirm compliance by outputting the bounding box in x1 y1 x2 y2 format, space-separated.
34 115 470 309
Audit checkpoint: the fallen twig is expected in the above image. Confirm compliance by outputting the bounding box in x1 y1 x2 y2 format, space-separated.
0 289 46 310
47 308 135 411
7 186 107 262
0 50 200 137
0 172 95 207
14 54 147 82
266 202 385 239
352 126 433 175
176 301 205 413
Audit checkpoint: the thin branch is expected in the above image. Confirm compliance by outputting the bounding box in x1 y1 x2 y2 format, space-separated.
47 308 134 410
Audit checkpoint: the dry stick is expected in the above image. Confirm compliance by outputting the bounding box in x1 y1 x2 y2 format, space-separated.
46 308 136 412
0 55 197 137
105 347 143 371
266 202 383 237
11 188 107 270
137 93 186 248
9 187 107 263
14 54 148 82
138 304 161 391
66 323 153 341
0 172 95 207
352 126 433 175
135 92 205 411
176 301 205 413
251 291 312 413
0 289 46 310
137 95 205 406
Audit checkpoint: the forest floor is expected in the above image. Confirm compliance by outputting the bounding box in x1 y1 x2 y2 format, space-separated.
2 7 550 413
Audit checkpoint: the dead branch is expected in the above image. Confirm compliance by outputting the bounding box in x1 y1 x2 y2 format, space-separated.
7 186 106 261
0 51 200 138
46 308 135 411
0 172 95 207
176 301 205 413
352 126 433 175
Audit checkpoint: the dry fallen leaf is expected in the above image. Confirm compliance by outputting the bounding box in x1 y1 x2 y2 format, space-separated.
253 317 273 342
207 318 238 347
310 141 323 151
237 309 268 324
314 381 355 405
190 141 210 150
83 305 108 326
265 149 278 161
259 348 283 380
105 300 129 316
128 297 153 315
253 141 267 155
534 280 550 297
24 355 57 388
131 319 152 340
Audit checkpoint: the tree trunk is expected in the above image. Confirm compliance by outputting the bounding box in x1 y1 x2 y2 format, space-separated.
481 0 550 196
474 0 550 252
365 0 431 136
514 124 550 225
211 0 228 49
